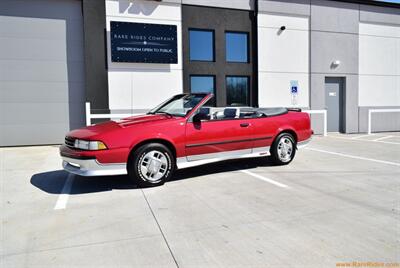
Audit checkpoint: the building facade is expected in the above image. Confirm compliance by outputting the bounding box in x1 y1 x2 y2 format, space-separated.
0 0 399 146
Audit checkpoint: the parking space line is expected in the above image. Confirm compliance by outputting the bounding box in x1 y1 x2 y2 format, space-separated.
327 135 400 145
54 174 74 210
306 147 400 167
240 170 289 188
372 135 393 142
351 134 376 139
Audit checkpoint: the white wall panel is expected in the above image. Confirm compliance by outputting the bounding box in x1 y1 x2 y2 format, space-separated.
397 38 400 76
182 0 254 10
258 28 309 73
132 71 182 109
106 0 181 21
359 35 397 76
258 13 309 30
258 13 309 108
108 71 132 110
360 22 400 38
106 0 182 112
259 73 309 108
359 75 399 106
359 23 400 107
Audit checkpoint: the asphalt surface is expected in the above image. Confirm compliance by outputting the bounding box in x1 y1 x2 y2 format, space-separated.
1 132 399 268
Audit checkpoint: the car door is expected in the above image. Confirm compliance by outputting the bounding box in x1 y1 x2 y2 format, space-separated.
250 116 277 152
185 109 253 161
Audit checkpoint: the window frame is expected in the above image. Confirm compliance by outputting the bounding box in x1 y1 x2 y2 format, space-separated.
225 31 250 64
189 28 215 62
226 75 250 106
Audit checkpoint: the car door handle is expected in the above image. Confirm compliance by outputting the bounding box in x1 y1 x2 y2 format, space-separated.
240 123 250 127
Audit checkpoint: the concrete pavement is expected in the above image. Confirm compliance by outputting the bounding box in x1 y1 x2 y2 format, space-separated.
1 133 399 267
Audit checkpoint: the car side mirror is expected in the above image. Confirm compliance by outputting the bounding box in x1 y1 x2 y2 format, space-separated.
193 112 209 123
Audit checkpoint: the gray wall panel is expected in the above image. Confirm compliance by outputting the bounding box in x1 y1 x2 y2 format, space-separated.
0 82 69 103
310 74 359 133
359 107 400 133
0 0 83 20
311 31 358 74
311 0 359 33
343 74 359 133
310 73 325 134
0 38 84 62
0 16 83 43
0 60 85 83
82 0 109 114
258 0 311 16
360 4 400 25
0 124 69 146
0 103 69 125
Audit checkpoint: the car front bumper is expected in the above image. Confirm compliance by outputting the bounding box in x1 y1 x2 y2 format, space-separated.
62 156 127 176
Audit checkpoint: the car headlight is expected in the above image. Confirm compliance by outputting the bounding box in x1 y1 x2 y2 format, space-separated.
73 139 107 150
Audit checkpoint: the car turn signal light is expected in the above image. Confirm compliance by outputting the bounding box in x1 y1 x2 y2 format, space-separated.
74 139 108 150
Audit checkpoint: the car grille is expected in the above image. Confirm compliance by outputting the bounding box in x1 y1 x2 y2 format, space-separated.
65 136 76 148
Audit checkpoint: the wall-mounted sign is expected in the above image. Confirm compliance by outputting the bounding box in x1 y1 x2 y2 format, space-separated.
110 21 177 64
290 80 299 106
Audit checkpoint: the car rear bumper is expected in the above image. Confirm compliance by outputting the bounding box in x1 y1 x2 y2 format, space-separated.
62 156 127 177
297 136 312 149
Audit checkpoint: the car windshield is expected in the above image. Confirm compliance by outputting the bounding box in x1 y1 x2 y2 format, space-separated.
148 94 208 117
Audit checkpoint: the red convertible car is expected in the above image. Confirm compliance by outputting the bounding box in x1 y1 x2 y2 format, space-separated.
60 93 312 186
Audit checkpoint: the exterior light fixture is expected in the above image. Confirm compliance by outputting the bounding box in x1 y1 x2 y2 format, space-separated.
280 26 286 31
331 60 341 69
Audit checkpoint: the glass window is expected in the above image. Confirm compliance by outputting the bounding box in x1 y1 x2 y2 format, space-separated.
190 76 215 94
226 32 248 63
190 76 216 106
189 29 214 61
226 76 249 106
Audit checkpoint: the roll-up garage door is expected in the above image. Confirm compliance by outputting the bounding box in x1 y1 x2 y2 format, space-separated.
0 0 85 146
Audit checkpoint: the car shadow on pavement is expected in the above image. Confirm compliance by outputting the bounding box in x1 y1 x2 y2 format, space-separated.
171 156 273 182
30 170 136 194
31 156 273 194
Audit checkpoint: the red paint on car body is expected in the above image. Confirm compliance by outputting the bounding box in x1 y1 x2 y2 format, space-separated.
60 94 312 167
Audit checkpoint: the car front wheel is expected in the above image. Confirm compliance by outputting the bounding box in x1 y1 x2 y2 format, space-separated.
128 143 175 187
270 133 296 165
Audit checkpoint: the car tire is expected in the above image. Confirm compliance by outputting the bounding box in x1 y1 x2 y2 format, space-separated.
128 143 175 187
270 133 296 165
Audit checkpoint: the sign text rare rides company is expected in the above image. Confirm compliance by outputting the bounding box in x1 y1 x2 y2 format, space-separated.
110 21 177 63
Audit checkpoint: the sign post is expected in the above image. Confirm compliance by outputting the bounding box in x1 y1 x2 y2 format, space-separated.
290 80 299 106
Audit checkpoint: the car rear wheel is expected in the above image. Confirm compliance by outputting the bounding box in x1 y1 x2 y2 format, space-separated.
128 143 175 187
270 133 296 165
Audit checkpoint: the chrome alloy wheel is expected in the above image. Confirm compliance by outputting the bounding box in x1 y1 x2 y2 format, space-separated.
139 150 169 182
277 137 293 163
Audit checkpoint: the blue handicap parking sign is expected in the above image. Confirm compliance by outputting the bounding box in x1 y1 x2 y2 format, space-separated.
290 80 299 95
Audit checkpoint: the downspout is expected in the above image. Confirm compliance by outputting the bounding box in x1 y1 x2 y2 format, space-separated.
253 0 259 107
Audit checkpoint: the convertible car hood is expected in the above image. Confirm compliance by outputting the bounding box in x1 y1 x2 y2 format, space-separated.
67 114 173 140
67 121 121 139
117 114 172 127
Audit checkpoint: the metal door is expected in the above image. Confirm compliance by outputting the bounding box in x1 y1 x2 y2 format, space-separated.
325 77 343 132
